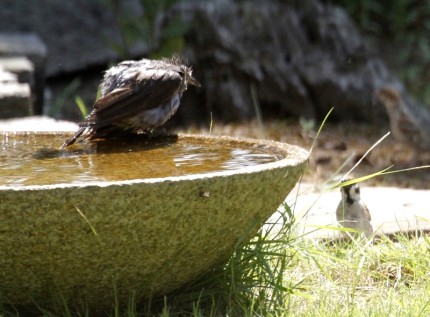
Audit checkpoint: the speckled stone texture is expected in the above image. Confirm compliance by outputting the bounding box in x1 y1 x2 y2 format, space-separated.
0 133 308 310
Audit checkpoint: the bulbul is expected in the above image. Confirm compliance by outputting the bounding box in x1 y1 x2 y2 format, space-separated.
336 182 373 239
61 57 200 149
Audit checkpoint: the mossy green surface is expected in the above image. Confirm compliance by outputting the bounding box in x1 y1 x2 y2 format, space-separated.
0 133 308 309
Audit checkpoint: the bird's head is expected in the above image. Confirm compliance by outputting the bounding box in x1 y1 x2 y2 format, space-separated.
340 182 361 205
180 65 201 88
165 56 201 93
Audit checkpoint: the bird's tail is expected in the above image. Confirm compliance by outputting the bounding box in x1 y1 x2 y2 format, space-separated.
60 126 87 149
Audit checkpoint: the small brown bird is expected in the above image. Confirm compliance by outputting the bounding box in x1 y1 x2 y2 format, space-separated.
336 182 373 239
374 87 430 152
61 57 200 148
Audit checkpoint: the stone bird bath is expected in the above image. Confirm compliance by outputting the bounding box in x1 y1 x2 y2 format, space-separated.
0 131 308 310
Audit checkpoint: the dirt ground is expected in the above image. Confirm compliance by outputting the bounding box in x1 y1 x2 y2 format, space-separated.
185 120 430 189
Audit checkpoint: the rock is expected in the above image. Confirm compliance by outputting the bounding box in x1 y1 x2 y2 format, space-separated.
0 68 16 83
0 1 144 116
0 33 47 114
171 0 402 123
0 83 31 118
0 67 31 118
0 116 78 131
0 0 410 124
0 56 34 85
0 0 144 76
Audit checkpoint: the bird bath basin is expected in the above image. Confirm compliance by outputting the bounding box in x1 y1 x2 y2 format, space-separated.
0 131 308 309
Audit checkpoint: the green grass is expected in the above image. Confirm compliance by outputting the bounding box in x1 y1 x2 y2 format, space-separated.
285 232 430 316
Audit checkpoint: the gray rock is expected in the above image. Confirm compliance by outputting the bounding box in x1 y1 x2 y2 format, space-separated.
0 68 17 83
0 0 143 76
172 0 402 123
0 115 78 131
0 0 144 116
0 0 410 123
0 56 34 87
0 68 31 118
0 33 47 114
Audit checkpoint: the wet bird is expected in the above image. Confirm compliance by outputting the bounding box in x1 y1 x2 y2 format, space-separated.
336 182 373 239
61 57 200 148
374 87 430 152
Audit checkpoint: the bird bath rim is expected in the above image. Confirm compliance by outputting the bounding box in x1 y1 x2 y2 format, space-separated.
0 130 310 309
0 131 309 191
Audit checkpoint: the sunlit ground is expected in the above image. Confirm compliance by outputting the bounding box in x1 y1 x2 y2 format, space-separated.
184 119 430 189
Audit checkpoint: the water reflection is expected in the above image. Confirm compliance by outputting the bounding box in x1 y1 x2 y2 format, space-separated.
0 133 283 187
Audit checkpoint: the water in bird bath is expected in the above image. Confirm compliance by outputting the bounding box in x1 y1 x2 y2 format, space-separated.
0 132 285 187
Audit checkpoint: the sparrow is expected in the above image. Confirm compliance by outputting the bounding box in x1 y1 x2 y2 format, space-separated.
374 87 430 152
61 57 200 148
336 182 373 239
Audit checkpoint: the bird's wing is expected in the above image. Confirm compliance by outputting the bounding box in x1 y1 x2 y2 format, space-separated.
335 201 345 221
88 71 182 127
363 203 371 221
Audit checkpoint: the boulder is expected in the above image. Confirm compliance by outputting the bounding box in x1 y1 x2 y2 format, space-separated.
0 33 47 114
0 0 143 76
172 0 403 123
0 67 31 118
0 0 409 123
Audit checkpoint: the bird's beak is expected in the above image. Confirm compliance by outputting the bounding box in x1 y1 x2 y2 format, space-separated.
188 75 201 87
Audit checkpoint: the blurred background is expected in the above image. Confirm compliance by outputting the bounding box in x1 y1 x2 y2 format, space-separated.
0 0 429 186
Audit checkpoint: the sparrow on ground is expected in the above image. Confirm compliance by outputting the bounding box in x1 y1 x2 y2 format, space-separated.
61 57 200 148
336 182 373 239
